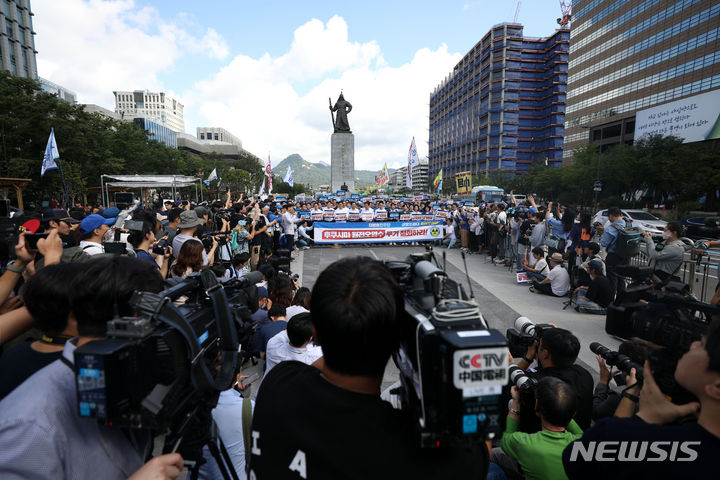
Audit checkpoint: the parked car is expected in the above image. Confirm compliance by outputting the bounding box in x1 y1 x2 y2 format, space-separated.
592 209 667 237
683 216 720 240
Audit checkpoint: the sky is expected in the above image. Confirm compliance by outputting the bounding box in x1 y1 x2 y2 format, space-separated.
32 0 566 171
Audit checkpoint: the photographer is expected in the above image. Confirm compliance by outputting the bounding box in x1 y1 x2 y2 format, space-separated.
495 377 583 480
517 328 594 429
127 210 171 279
562 319 720 478
249 257 490 479
0 256 167 479
642 221 686 283
571 259 611 314
592 341 648 421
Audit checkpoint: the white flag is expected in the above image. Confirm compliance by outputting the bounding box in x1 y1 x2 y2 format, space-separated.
258 177 265 197
41 128 60 177
265 154 273 193
283 166 294 188
204 168 217 186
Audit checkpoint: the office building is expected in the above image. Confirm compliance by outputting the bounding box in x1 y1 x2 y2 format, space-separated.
113 90 185 133
40 77 76 104
429 23 569 181
177 133 256 161
133 118 178 149
82 104 122 121
411 158 429 193
564 0 720 159
0 0 37 79
196 127 243 148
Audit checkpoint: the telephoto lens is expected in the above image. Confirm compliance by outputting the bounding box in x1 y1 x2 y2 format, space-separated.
590 342 644 382
508 365 537 391
514 316 536 337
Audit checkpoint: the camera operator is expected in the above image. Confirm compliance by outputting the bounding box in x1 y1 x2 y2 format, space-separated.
562 319 720 479
161 207 183 245
642 221 686 283
598 206 631 300
592 341 648 421
517 328 594 429
494 377 583 480
0 256 171 479
249 257 490 479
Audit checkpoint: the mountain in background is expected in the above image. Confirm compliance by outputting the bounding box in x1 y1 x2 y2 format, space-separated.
271 153 392 189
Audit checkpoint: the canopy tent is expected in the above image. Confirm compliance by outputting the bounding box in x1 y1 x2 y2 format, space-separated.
99 174 202 206
0 177 32 210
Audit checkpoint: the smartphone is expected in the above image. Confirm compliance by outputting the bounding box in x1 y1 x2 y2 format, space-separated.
240 372 261 388
24 233 49 250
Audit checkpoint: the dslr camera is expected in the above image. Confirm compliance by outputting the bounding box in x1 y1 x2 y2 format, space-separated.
385 248 508 448
72 269 262 462
508 365 541 433
506 316 555 358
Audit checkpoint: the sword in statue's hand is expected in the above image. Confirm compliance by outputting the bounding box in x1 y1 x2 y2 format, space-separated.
329 97 335 129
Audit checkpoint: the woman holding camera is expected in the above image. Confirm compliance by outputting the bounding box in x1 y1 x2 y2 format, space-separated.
127 211 171 279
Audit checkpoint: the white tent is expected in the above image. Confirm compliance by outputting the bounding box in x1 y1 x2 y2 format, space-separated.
100 174 202 206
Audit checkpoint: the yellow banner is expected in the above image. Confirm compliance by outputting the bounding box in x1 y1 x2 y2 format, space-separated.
456 171 472 195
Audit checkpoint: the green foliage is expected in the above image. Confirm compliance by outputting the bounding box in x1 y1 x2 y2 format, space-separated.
0 71 263 206
273 182 306 195
481 135 720 210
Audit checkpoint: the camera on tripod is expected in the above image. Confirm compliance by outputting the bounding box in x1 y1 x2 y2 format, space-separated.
385 248 508 448
506 316 555 358
72 269 261 461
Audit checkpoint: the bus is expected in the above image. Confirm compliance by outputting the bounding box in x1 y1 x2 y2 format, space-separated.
472 186 504 203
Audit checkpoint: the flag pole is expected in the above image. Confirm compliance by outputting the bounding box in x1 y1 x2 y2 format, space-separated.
56 156 70 208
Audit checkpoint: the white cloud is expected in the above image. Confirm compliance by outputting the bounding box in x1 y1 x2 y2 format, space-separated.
32 0 228 106
186 16 461 171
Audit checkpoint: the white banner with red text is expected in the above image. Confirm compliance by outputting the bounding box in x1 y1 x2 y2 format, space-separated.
313 221 444 244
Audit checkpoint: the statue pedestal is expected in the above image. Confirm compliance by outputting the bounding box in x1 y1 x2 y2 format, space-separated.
331 132 355 193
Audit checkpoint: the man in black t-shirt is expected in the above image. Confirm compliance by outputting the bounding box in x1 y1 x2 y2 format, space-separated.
572 259 612 314
562 318 720 479
516 328 594 430
250 257 489 479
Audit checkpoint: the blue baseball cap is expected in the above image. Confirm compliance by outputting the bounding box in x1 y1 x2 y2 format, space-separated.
80 214 115 234
101 206 120 218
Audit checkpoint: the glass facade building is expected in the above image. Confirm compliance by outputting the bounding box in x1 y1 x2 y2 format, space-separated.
0 0 37 79
429 24 569 180
564 0 720 159
134 118 178 149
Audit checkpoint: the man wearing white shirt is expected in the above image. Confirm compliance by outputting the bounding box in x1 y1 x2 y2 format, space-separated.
264 313 322 377
531 252 570 297
281 204 303 251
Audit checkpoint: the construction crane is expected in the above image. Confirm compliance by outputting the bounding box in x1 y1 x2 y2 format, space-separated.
557 0 572 27
513 0 521 23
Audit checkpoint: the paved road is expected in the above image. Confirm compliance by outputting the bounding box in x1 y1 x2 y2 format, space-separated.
296 244 619 389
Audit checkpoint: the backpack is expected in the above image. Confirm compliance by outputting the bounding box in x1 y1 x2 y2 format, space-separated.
611 222 642 259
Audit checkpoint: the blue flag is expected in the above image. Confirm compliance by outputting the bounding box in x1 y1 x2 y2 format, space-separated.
204 168 218 186
41 128 60 177
283 166 294 188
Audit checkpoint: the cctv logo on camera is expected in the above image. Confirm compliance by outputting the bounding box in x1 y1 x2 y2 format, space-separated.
453 347 509 390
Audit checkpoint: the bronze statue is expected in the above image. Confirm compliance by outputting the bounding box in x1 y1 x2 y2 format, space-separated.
329 93 352 133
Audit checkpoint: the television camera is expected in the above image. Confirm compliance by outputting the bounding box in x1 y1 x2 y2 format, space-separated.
385 248 508 448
